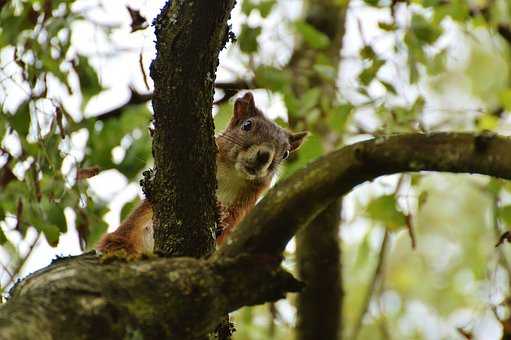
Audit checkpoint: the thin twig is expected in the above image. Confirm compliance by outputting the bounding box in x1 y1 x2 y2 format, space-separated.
492 193 511 278
405 214 416 249
0 261 13 280
351 230 389 340
4 232 41 289
139 52 150 91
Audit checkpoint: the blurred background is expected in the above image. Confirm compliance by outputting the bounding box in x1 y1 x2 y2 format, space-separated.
1 0 511 339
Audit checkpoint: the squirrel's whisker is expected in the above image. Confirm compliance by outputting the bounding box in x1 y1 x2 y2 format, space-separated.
217 133 244 147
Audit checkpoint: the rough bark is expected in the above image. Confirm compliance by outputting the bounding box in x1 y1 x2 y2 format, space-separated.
2 253 300 340
288 1 348 339
1 132 510 339
149 0 236 258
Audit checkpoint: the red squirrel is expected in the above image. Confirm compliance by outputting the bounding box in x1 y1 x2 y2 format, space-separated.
97 92 308 255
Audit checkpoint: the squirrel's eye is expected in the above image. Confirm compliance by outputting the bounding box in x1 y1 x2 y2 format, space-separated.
283 150 290 160
241 119 253 131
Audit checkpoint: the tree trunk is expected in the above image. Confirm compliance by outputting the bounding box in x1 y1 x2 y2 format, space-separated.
149 0 236 258
296 199 343 340
287 1 348 338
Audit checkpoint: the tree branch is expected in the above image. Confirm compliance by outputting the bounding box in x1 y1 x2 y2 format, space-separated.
89 81 253 122
3 253 301 340
94 87 152 121
218 132 511 258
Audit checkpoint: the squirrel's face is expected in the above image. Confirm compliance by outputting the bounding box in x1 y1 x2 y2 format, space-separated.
217 93 308 181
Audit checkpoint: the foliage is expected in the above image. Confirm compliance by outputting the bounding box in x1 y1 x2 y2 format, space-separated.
0 0 152 289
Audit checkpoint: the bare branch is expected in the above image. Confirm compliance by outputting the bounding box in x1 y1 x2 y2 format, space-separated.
89 81 253 123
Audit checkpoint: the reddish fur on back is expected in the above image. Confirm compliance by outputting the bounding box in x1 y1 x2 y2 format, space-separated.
97 200 153 254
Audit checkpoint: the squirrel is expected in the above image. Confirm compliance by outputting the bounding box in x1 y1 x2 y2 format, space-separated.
96 92 308 255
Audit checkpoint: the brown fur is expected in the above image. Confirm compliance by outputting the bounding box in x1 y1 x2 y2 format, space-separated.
97 200 153 254
97 92 307 256
216 179 270 244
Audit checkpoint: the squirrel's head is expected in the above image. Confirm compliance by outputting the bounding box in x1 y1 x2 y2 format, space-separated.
217 92 308 181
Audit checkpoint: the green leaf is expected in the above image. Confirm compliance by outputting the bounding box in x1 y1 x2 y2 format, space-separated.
359 58 385 86
241 0 256 14
411 96 425 116
379 80 397 95
327 104 352 133
366 194 406 230
0 204 5 222
87 219 108 250
75 201 109 250
281 134 323 179
411 14 442 44
257 0 276 17
313 64 336 81
499 205 511 226
238 24 261 53
297 88 321 116
42 198 67 233
118 136 151 180
417 191 428 208
48 205 67 232
427 50 447 76
9 101 31 137
477 114 499 131
408 59 420 84
378 22 398 31
0 227 6 245
363 0 379 6
254 66 291 92
500 89 511 111
39 223 61 247
0 113 6 141
120 197 141 221
215 103 234 133
294 21 330 49
75 55 103 109
360 45 376 60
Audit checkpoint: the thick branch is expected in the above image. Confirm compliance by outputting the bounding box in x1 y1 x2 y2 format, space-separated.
2 253 300 340
149 0 236 257
218 132 511 258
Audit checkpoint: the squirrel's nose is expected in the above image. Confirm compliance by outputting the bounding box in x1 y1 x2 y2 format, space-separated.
256 150 271 165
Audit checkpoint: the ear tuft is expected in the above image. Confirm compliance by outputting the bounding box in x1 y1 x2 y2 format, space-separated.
241 92 255 105
289 131 309 152
233 92 257 122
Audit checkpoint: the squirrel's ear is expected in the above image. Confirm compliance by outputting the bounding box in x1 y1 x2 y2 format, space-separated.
233 92 256 121
289 131 309 152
